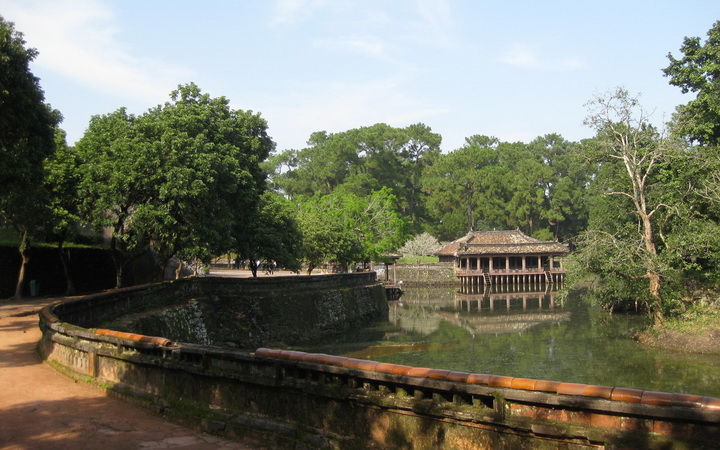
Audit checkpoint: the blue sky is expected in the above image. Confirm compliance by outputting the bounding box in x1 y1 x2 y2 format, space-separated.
3 0 718 152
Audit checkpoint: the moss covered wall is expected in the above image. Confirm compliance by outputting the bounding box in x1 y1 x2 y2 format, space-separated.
394 262 455 285
60 273 388 349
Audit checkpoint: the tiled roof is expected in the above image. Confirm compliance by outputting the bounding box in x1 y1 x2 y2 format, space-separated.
436 230 569 256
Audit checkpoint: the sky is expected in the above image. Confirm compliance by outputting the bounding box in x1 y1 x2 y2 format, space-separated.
3 0 719 153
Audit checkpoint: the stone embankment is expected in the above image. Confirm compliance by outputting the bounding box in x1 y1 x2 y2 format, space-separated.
37 274 720 448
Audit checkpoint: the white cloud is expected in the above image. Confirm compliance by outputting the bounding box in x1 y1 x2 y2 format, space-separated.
314 36 388 57
413 0 456 48
3 0 189 104
500 43 587 71
270 0 330 27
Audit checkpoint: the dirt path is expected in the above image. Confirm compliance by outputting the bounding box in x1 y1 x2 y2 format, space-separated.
0 298 257 450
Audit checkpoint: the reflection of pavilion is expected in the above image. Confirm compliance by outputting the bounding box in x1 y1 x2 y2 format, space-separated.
455 284 560 312
441 286 570 336
436 230 570 287
388 286 570 337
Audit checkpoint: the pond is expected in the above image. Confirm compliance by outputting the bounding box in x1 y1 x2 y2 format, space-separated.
295 285 720 398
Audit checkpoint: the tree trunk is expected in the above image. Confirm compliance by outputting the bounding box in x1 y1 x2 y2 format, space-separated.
110 236 124 288
14 230 30 299
174 258 184 279
648 270 663 324
466 187 474 231
639 211 663 323
58 241 76 296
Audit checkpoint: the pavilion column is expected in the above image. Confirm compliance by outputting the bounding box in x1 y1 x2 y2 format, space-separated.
477 257 481 272
489 257 494 272
537 256 542 270
505 256 509 271
522 256 526 271
550 255 555 270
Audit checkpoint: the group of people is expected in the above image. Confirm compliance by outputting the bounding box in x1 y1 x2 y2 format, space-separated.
229 259 277 274
259 260 277 275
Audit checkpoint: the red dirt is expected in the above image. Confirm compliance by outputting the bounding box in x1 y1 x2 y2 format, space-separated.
0 298 256 449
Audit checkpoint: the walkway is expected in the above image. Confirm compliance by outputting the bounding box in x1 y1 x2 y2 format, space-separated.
0 298 256 449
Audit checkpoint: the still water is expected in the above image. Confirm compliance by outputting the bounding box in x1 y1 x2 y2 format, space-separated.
296 285 720 398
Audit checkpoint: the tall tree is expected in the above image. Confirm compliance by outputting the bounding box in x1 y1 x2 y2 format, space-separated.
529 134 591 241
138 83 273 277
421 136 508 240
663 20 720 146
0 16 60 297
75 108 147 287
44 130 82 294
76 83 273 285
581 88 671 322
270 123 441 231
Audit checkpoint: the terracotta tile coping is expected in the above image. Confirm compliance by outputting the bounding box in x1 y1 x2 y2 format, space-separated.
41 304 175 347
254 348 720 411
39 301 720 412
94 328 173 347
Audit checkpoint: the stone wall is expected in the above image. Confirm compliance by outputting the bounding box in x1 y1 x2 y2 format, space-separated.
51 273 387 349
394 262 455 285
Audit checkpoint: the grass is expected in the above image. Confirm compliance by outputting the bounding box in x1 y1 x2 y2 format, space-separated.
397 256 439 264
663 297 720 334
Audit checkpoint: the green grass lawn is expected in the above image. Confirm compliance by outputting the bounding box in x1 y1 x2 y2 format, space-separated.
397 256 439 264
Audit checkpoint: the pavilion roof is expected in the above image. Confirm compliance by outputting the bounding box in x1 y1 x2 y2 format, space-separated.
436 230 569 257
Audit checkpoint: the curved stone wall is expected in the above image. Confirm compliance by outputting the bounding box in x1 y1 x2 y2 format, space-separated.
46 273 387 348
37 275 720 448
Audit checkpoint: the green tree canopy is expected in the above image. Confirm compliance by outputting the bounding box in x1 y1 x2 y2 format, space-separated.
663 20 720 146
0 16 60 297
234 192 303 277
297 188 408 274
75 83 273 285
271 123 440 231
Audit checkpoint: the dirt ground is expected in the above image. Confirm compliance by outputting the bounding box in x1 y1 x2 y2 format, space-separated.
0 298 258 450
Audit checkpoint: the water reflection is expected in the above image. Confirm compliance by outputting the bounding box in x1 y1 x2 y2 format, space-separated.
297 285 720 397
391 285 570 337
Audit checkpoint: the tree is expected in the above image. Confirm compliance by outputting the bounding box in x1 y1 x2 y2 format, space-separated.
138 83 273 278
421 136 509 240
581 88 671 322
270 123 441 231
0 16 60 297
663 20 720 146
340 187 409 264
75 108 148 287
44 130 82 294
76 83 273 285
529 134 591 241
399 232 441 263
297 188 407 274
234 192 303 277
297 196 361 275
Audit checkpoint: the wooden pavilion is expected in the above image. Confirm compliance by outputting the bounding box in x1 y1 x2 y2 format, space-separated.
435 230 570 287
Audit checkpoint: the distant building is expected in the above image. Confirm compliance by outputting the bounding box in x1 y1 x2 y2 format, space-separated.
435 230 570 286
